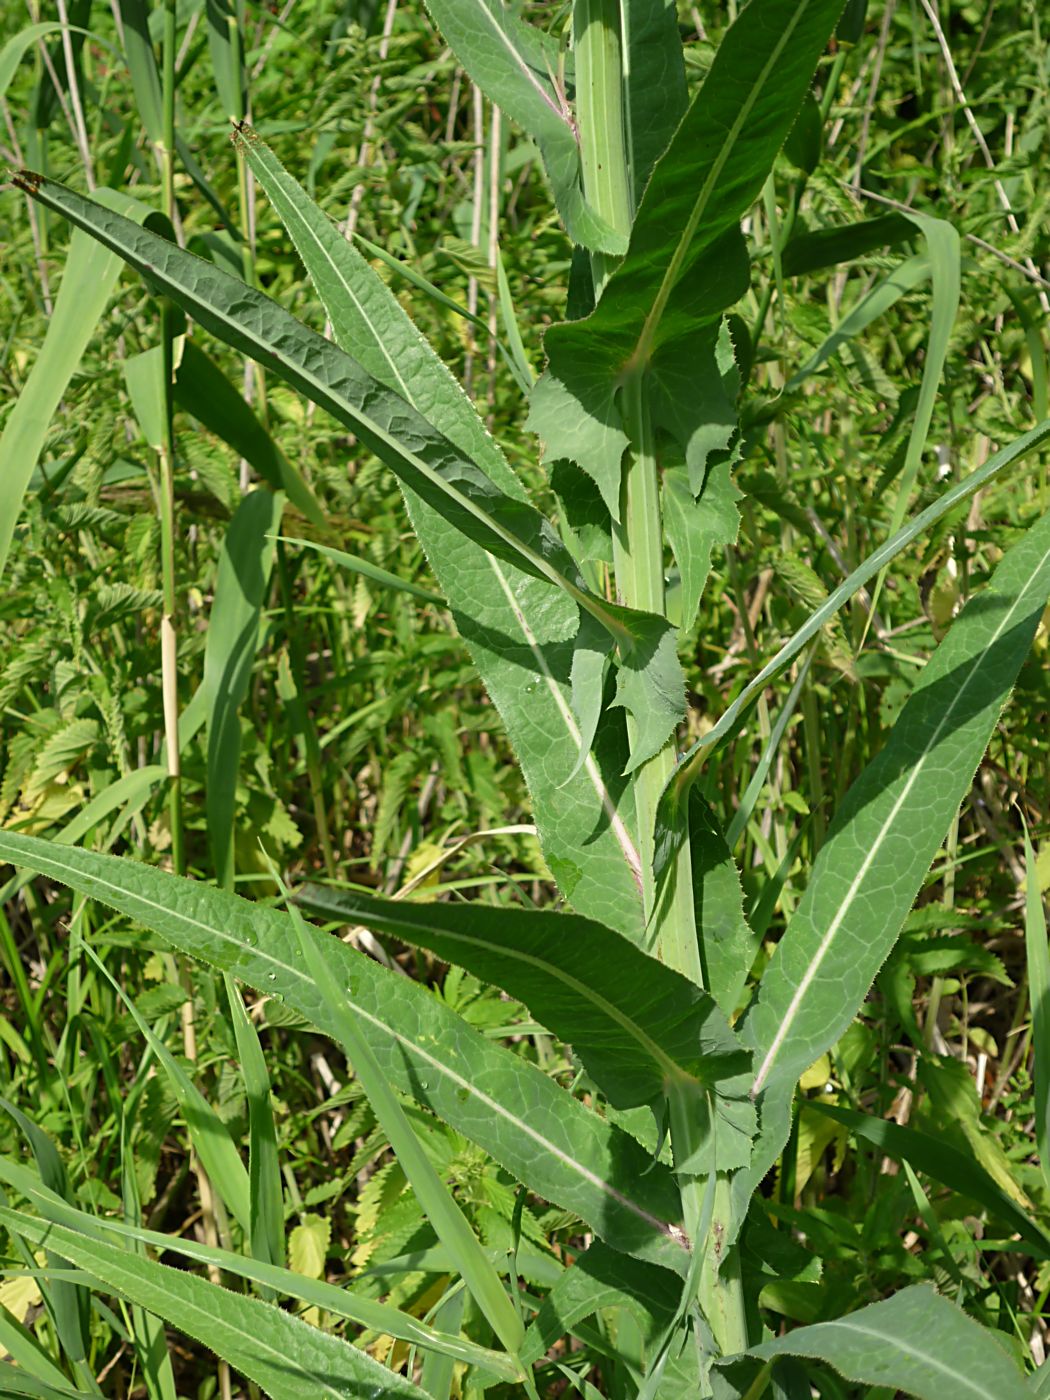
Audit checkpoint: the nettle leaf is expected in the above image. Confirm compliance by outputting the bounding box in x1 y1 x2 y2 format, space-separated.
297 884 748 1110
747 1285 1030 1400
736 506 1050 1230
0 834 690 1275
421 0 625 255
528 0 843 512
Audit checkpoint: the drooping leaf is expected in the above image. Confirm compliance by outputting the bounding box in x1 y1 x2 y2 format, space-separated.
781 213 913 277
803 1101 1050 1257
298 884 747 1109
737 506 1050 1228
747 1285 1030 1399
0 833 689 1274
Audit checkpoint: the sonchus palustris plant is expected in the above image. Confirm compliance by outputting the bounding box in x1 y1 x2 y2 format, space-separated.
3 0 1050 1396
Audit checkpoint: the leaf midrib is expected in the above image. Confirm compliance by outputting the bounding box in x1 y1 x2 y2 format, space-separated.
751 535 1050 1095
0 842 678 1246
632 0 814 368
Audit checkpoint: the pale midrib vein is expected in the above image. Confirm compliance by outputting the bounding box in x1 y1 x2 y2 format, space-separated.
488 558 644 893
357 913 686 1086
11 849 675 1243
751 541 1050 1096
636 0 813 362
785 1319 995 1399
471 0 567 126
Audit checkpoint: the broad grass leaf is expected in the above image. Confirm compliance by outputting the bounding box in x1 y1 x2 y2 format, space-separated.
0 835 690 1274
0 1207 431 1400
739 506 1050 1226
803 1101 1050 1257
747 1284 1030 1399
781 213 914 276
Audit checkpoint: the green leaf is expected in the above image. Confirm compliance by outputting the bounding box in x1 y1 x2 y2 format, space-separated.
739 506 1050 1223
803 1100 1050 1258
204 488 282 888
622 0 688 205
232 125 645 934
781 213 913 276
297 885 747 1110
277 536 442 604
747 1285 1030 1399
421 0 626 253
0 834 689 1275
225 973 285 1276
687 794 755 1017
529 0 843 504
0 1208 431 1400
0 188 147 584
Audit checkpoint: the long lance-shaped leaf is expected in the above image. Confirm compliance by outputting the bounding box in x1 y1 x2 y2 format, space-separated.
0 834 689 1273
735 505 1050 1229
233 126 646 936
657 417 1050 848
528 0 844 510
11 169 613 641
0 1143 521 1381
299 885 747 1108
746 1285 1030 1400
15 166 681 796
0 1208 430 1400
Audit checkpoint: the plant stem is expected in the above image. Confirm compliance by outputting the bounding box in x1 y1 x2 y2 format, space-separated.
159 0 183 879
573 0 746 1361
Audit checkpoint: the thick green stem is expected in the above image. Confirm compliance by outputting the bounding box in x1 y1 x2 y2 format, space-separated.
573 0 746 1361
